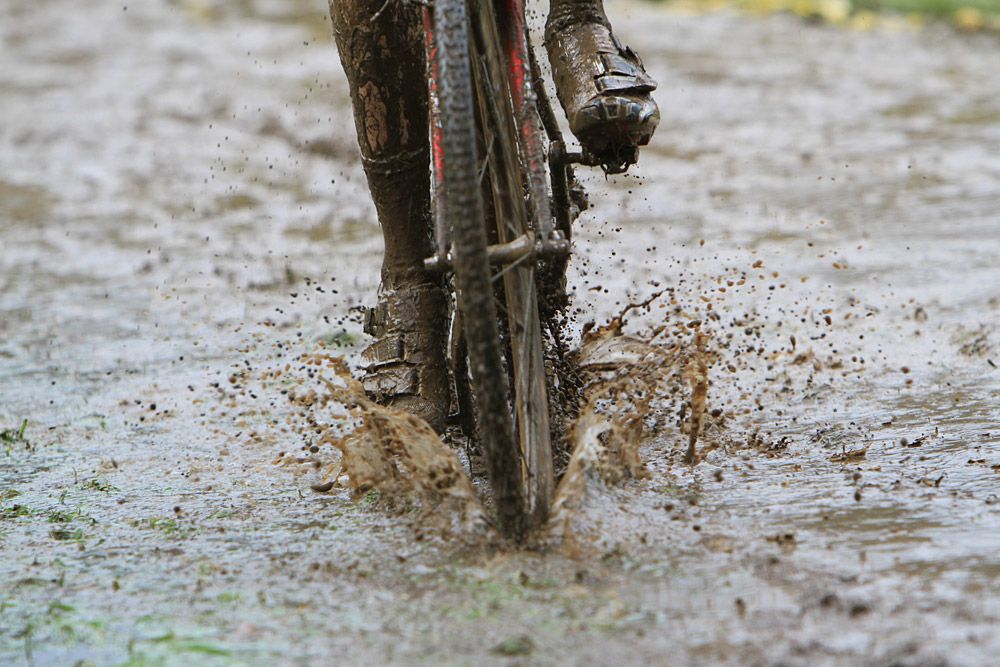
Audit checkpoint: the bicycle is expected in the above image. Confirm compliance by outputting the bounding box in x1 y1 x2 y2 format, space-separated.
421 0 634 540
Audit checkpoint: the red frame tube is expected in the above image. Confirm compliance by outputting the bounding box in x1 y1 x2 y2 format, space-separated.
423 0 555 245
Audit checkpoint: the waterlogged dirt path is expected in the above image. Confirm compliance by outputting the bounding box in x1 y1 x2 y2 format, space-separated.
2 1 1000 664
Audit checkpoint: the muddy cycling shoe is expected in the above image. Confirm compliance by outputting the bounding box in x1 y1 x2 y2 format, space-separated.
545 21 659 171
361 284 450 433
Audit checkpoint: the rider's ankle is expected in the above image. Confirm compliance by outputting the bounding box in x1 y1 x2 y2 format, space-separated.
361 283 450 433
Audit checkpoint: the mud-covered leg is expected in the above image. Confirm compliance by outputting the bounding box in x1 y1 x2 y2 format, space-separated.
548 0 611 29
330 0 450 431
545 0 660 167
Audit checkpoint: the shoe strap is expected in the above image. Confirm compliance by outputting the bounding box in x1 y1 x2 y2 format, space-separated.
361 365 419 399
594 53 657 94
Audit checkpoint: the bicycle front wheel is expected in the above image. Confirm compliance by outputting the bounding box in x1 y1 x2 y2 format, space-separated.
433 0 526 539
432 0 554 537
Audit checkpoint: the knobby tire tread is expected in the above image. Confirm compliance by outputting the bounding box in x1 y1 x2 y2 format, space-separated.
468 4 555 526
434 0 526 539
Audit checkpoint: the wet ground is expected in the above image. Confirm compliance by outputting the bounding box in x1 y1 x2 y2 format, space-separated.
2 0 1000 664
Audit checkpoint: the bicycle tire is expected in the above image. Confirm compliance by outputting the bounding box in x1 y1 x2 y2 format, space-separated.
466 1 555 526
433 0 528 539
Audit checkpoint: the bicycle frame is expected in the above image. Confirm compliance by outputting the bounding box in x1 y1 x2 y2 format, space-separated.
421 0 571 275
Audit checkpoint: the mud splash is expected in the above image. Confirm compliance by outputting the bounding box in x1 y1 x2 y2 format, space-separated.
547 313 709 540
260 295 713 545
279 352 486 535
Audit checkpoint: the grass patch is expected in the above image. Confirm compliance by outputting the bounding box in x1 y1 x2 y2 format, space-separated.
126 630 234 665
442 574 533 621
139 517 196 538
81 478 117 493
1 418 28 443
491 634 535 657
1 419 29 454
6 604 236 667
660 0 1000 31
317 330 361 347
50 527 85 541
48 508 92 524
1 504 35 520
857 0 999 19
146 517 179 534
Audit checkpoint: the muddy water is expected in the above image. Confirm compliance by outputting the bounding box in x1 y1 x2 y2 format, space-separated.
2 0 1000 664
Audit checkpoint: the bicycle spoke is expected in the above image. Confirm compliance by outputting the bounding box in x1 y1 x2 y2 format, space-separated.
479 135 495 185
490 249 533 285
490 288 509 318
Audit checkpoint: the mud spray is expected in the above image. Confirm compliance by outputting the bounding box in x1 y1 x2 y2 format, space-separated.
234 226 887 551
244 289 715 547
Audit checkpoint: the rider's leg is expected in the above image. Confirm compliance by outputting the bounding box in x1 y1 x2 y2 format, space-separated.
330 0 450 431
545 0 659 165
